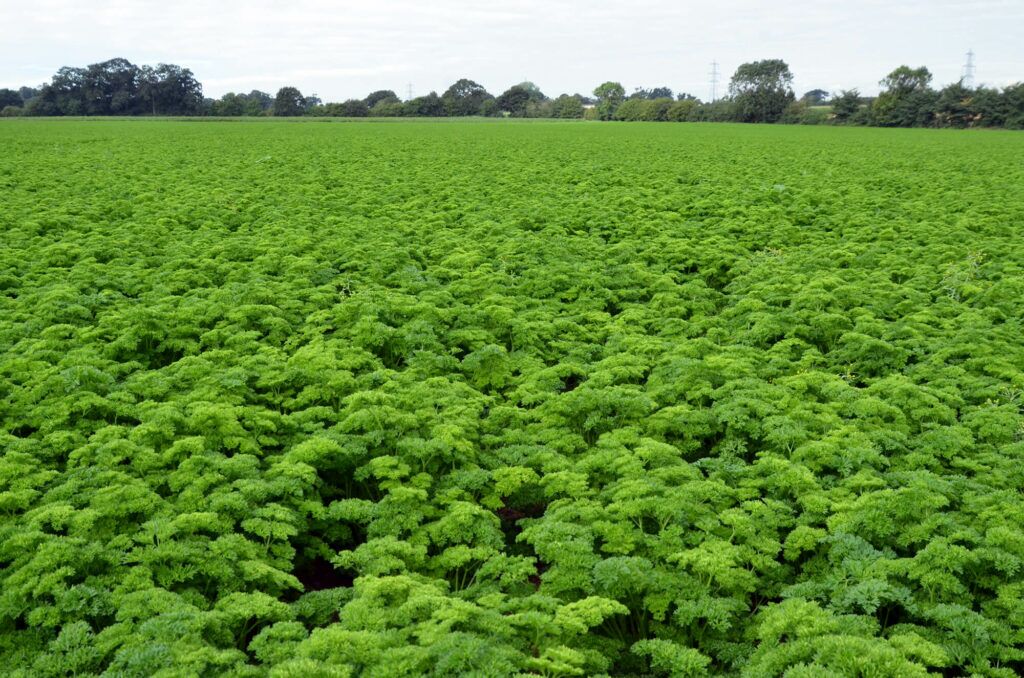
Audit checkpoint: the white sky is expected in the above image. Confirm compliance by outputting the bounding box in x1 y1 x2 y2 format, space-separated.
1 0 1021 101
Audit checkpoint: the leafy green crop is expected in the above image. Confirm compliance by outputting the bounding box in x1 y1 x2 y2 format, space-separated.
2 119 1024 676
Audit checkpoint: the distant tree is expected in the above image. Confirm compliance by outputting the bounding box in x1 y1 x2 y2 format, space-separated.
934 81 974 128
968 87 1006 127
496 85 530 117
480 98 499 117
140 64 204 115
243 90 273 115
872 65 936 127
212 92 246 116
23 94 58 116
592 81 625 120
1003 82 1024 129
442 79 492 116
83 58 142 114
643 98 673 120
802 89 829 105
879 65 932 95
729 59 795 123
1 105 22 117
614 98 645 120
270 87 305 116
18 86 40 103
515 81 547 102
552 94 584 119
613 97 673 121
28 59 199 116
524 98 553 117
830 89 861 123
781 99 829 124
210 91 272 117
667 98 699 121
0 89 21 108
371 99 405 116
676 92 699 101
630 86 674 100
339 99 370 116
364 90 399 108
303 93 322 109
272 86 306 116
406 91 445 117
36 66 88 115
689 99 735 122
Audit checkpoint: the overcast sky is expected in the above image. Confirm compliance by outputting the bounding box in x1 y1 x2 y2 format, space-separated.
1 0 1021 101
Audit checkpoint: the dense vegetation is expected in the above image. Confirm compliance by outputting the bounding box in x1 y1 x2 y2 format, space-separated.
2 119 1024 676
3 57 1023 129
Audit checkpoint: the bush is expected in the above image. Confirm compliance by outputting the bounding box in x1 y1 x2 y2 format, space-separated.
370 100 405 117
614 98 674 122
690 100 735 122
667 99 698 121
551 95 584 119
613 98 645 121
1004 82 1024 129
781 101 829 125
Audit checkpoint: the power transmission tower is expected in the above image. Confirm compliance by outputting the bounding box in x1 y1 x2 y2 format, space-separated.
710 61 720 102
406 83 414 101
962 50 975 88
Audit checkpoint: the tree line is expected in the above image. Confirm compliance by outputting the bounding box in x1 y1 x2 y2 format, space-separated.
1 58 203 116
2 57 1022 129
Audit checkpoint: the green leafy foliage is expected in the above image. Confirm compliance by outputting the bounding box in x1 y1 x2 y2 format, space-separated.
2 119 1024 675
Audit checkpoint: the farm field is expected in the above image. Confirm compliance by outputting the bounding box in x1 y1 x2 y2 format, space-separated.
2 119 1024 676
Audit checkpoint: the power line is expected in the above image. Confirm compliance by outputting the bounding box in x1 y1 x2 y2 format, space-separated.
709 61 720 103
962 49 975 88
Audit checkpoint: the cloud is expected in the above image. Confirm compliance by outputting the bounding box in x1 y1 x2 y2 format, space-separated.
1 0 1021 98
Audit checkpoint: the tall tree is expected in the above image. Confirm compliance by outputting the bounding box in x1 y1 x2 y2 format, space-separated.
592 81 625 120
934 81 974 128
442 79 492 116
83 58 142 114
802 89 829 105
272 87 306 116
244 90 274 115
515 81 547 102
878 65 932 95
872 65 936 127
18 86 40 103
0 89 21 109
964 87 1005 127
407 91 445 117
630 87 673 100
728 59 795 123
1002 82 1024 129
830 89 862 123
140 64 203 115
364 90 399 107
552 94 584 119
212 92 246 116
496 86 530 117
370 99 404 116
38 66 88 115
339 99 370 116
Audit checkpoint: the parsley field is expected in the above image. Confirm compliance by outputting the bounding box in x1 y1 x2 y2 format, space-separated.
2 119 1024 677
